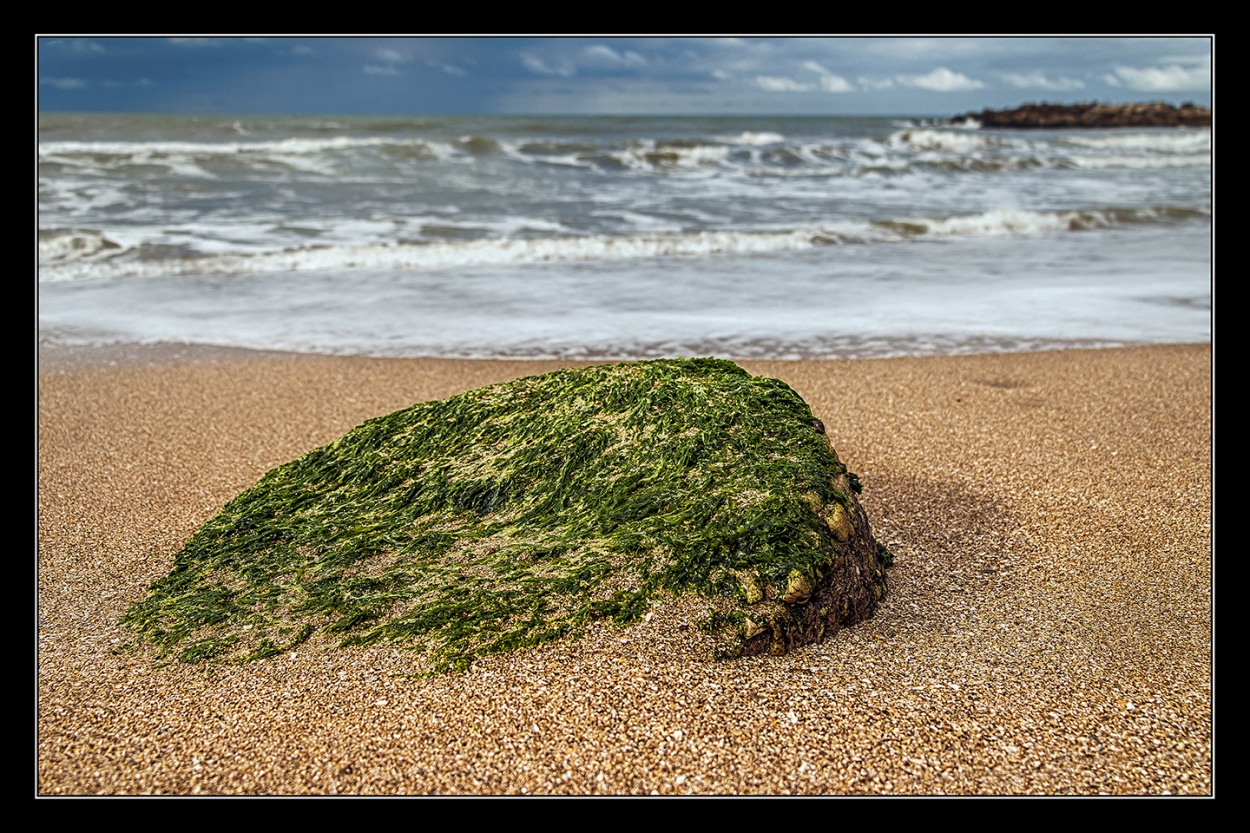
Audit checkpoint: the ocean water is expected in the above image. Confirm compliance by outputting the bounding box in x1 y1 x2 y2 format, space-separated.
38 113 1211 360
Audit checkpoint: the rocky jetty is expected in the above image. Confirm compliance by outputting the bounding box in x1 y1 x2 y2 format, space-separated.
955 101 1211 129
120 358 893 672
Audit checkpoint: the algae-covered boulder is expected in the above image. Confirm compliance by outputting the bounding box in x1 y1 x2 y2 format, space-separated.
121 358 893 671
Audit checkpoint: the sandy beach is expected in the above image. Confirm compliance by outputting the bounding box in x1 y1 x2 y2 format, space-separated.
36 344 1212 795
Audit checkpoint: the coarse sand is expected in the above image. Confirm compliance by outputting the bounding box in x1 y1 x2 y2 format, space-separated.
37 344 1212 795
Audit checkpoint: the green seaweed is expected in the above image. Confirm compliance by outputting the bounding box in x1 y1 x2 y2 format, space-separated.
120 358 889 672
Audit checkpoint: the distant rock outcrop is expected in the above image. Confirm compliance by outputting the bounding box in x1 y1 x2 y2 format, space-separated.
954 102 1211 129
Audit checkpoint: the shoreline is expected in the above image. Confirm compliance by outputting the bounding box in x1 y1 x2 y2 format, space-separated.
37 344 1212 794
38 342 378 372
37 338 1212 371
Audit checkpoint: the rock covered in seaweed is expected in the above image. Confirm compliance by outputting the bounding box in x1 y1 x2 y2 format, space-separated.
121 358 893 671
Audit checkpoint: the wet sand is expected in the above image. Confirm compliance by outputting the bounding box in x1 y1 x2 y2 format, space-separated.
37 343 1212 794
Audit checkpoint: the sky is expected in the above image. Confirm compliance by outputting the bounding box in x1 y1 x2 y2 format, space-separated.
37 36 1213 117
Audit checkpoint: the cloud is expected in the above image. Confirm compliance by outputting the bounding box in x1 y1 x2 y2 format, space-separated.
581 44 646 68
40 77 86 89
167 38 222 47
1001 71 1085 91
42 38 105 53
521 52 576 77
897 67 984 92
858 76 895 91
802 60 853 93
104 78 153 88
860 37 989 62
441 64 466 77
1105 63 1209 92
755 76 813 92
819 75 854 93
364 48 408 76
